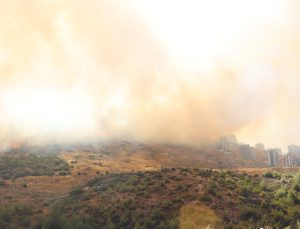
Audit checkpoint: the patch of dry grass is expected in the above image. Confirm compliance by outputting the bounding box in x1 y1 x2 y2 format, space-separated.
180 202 224 229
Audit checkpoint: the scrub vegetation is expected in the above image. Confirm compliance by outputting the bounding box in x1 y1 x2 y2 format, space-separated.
0 154 70 180
23 168 300 229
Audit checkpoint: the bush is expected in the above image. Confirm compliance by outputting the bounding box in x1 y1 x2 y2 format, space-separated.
198 169 211 177
44 213 65 229
263 172 273 178
239 186 252 198
271 209 291 228
143 217 155 228
69 186 83 196
293 183 300 192
58 171 70 176
0 154 70 179
151 208 164 221
264 172 281 179
0 204 34 227
66 216 95 229
207 182 217 195
0 180 6 187
118 184 135 193
274 186 288 199
239 206 261 220
199 194 212 202
288 190 300 205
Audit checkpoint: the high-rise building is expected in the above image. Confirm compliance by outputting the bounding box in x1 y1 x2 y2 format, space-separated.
286 145 300 166
218 134 238 153
267 149 281 167
255 143 265 151
240 144 255 160
285 153 294 167
288 145 300 155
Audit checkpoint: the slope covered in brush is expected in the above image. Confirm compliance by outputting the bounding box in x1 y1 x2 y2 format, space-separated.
37 169 300 229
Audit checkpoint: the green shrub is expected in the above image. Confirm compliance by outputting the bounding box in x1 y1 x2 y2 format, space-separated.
69 186 83 196
293 183 300 192
199 194 212 202
44 213 66 229
239 206 261 220
0 180 6 187
274 185 288 199
198 169 211 177
151 208 164 221
207 182 217 195
271 209 290 228
239 185 252 198
0 154 70 179
264 172 281 179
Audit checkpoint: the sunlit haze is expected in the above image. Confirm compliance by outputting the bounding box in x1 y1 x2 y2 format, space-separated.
1 0 300 151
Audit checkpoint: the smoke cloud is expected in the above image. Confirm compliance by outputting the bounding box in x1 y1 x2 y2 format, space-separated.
0 0 300 150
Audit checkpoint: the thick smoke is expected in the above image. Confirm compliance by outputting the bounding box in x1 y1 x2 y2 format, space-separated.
0 0 300 150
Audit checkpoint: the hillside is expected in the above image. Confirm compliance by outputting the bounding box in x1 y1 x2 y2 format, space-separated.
1 168 300 228
0 141 297 228
3 141 268 170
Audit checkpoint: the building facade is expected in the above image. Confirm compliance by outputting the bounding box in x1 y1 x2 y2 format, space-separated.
267 149 281 167
285 145 300 167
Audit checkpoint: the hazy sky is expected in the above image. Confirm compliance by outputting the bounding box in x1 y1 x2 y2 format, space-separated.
0 0 300 151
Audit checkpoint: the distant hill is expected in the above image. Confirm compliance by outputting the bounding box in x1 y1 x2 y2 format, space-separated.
2 140 269 169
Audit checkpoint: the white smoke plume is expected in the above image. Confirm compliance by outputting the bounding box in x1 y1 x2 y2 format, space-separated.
0 0 300 150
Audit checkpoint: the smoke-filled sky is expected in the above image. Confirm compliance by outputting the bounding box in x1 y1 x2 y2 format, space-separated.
0 0 300 151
